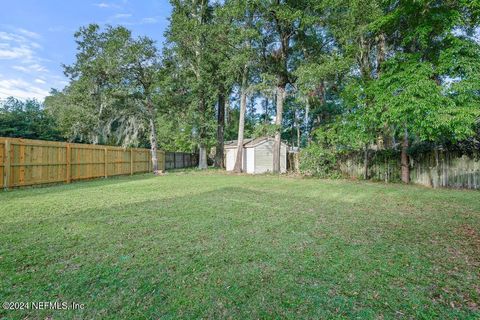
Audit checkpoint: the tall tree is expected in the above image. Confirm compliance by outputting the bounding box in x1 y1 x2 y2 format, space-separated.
166 0 217 169
302 0 480 183
208 3 236 168
222 0 260 173
233 63 249 172
123 35 162 172
258 0 317 173
320 0 384 179
372 0 480 182
45 24 162 171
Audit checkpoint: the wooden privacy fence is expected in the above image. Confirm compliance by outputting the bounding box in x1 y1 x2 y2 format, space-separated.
165 152 198 169
0 137 165 189
339 149 480 190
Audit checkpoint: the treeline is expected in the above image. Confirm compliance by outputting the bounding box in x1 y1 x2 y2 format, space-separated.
3 0 479 179
0 98 62 141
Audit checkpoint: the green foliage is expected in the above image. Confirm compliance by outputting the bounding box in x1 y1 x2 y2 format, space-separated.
301 0 480 178
364 46 479 143
45 24 160 148
5 0 479 173
163 0 219 151
299 143 340 178
370 54 455 140
0 98 62 141
253 123 278 138
224 107 256 141
44 84 101 143
155 114 197 152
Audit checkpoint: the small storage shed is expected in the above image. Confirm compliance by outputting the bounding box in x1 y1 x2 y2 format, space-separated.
224 137 288 174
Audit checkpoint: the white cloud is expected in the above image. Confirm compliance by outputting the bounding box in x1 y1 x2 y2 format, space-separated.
12 63 48 74
0 27 58 100
30 64 48 72
0 44 33 59
0 30 39 43
94 2 110 8
105 15 161 26
141 17 158 24
93 2 123 9
12 65 29 72
0 28 48 69
112 13 132 19
0 78 50 100
0 30 42 61
16 28 41 40
0 32 15 41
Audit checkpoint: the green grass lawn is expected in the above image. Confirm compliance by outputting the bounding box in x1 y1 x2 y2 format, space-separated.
0 171 479 319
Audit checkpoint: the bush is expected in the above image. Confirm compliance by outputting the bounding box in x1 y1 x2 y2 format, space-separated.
299 144 341 178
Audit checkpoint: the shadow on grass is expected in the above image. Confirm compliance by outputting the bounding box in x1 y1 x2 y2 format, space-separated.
0 173 157 199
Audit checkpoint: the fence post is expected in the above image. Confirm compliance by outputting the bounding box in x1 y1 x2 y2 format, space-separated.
130 149 133 175
147 150 150 173
104 148 108 178
161 151 165 171
4 139 11 190
66 144 71 183
173 152 176 169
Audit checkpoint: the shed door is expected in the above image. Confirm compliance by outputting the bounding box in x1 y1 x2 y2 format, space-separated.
225 149 237 171
254 141 274 173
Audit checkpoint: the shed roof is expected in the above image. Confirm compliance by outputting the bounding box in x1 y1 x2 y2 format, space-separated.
224 137 287 149
224 138 254 149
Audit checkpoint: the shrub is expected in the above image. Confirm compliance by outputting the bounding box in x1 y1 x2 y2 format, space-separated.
299 144 341 178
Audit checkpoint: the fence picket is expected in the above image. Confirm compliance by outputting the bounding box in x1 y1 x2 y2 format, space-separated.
339 150 480 190
4 139 11 189
0 137 167 190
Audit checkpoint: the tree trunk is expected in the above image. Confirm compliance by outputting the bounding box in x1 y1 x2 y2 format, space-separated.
435 146 441 187
225 96 230 126
376 33 386 77
401 128 410 183
363 145 369 180
198 95 208 170
273 85 286 173
296 109 300 148
149 117 159 173
146 98 159 174
263 98 269 123
359 35 371 80
290 122 294 147
305 98 311 144
198 144 208 169
233 66 248 173
214 88 226 168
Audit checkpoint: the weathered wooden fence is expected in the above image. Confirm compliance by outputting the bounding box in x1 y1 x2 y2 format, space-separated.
165 152 198 169
339 150 480 190
0 137 165 189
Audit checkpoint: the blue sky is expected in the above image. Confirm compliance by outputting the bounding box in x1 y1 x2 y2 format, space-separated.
0 0 171 100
